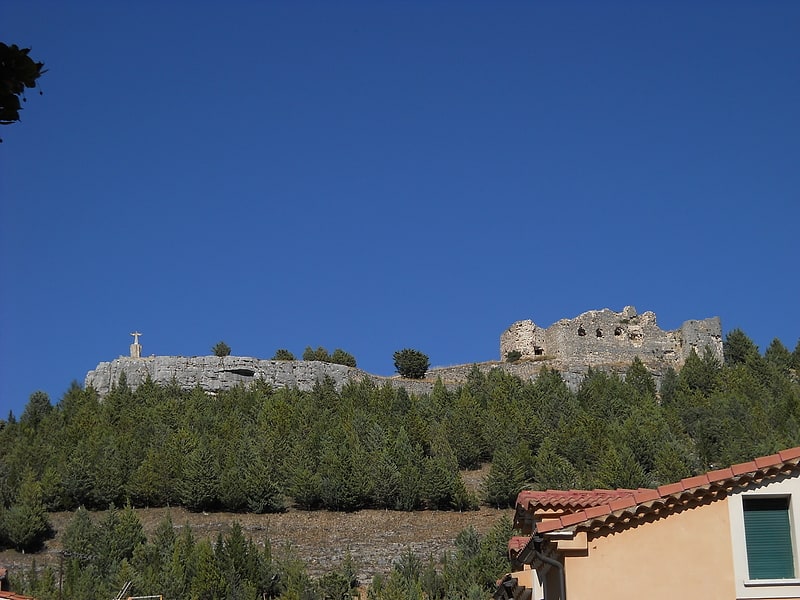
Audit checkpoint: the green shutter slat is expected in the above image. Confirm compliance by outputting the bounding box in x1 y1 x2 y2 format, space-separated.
744 497 795 580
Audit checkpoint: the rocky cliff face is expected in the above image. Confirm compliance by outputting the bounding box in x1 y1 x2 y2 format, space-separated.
85 356 362 395
84 355 435 397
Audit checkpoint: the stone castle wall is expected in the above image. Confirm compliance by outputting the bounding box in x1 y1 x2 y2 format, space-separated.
499 305 722 370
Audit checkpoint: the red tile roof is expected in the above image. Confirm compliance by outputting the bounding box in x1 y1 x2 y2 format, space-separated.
514 446 800 539
507 536 530 553
0 593 37 600
516 489 640 511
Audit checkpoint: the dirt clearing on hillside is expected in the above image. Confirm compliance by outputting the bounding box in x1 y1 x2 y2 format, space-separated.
1 506 512 584
0 467 514 585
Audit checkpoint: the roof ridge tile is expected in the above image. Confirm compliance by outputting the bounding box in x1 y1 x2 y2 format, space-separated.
656 482 683 496
583 504 612 518
608 497 637 512
706 467 734 482
779 447 800 461
680 474 710 489
731 461 757 476
755 453 782 468
633 489 659 503
560 511 588 527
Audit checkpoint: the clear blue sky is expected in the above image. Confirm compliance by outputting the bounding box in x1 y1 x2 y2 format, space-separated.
2 1 798 419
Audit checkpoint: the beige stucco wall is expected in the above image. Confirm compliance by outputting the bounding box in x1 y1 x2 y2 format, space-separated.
563 499 736 599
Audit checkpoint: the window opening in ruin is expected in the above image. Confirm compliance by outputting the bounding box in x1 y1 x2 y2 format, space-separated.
614 327 622 336
534 346 544 356
578 325 586 336
596 328 603 338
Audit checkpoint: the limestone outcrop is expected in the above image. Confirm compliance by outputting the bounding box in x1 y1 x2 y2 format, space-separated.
85 356 371 396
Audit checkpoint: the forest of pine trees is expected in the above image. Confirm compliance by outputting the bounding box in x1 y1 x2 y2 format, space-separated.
0 330 798 598
7 505 514 600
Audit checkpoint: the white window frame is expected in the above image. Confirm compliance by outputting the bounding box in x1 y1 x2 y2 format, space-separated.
728 474 800 599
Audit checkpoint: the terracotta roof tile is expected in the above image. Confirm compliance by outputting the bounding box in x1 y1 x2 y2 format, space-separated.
608 496 636 512
706 467 734 482
633 489 659 503
656 482 683 496
560 511 588 527
681 474 710 489
583 504 612 518
536 519 565 534
508 536 530 553
731 460 757 476
780 448 800 462
515 446 800 540
755 453 782 468
517 489 635 510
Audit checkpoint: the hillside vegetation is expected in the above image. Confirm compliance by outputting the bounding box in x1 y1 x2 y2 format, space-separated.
0 330 798 598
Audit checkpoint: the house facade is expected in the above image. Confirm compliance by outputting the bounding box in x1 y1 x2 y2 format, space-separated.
496 447 800 600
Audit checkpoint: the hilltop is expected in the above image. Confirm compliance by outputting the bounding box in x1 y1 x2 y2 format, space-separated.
85 305 722 396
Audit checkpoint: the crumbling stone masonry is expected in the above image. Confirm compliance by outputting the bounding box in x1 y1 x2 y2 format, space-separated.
500 305 722 369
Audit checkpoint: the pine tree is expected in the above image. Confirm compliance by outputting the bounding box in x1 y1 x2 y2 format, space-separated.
659 367 679 405
2 471 50 552
533 438 581 490
391 428 424 511
212 341 232 357
303 346 330 362
448 388 487 469
112 502 146 564
179 439 219 511
724 329 759 366
190 539 224 600
765 338 793 374
483 447 526 508
20 391 52 430
679 348 720 394
217 439 249 512
330 348 357 367
370 445 401 510
243 447 285 514
792 340 800 372
163 525 196 600
272 348 296 360
653 442 693 485
625 357 656 398
596 444 648 489
393 349 429 379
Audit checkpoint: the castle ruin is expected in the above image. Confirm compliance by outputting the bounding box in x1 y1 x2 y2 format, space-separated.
500 305 722 369
85 306 723 397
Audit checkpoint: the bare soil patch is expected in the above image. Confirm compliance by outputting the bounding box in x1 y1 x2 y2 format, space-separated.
1 466 513 585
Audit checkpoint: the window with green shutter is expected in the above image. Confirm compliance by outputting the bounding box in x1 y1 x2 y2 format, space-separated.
743 496 795 580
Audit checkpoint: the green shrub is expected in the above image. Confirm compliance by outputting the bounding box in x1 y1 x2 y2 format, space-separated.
272 349 296 361
393 349 429 379
212 341 231 357
303 346 330 362
330 348 357 368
